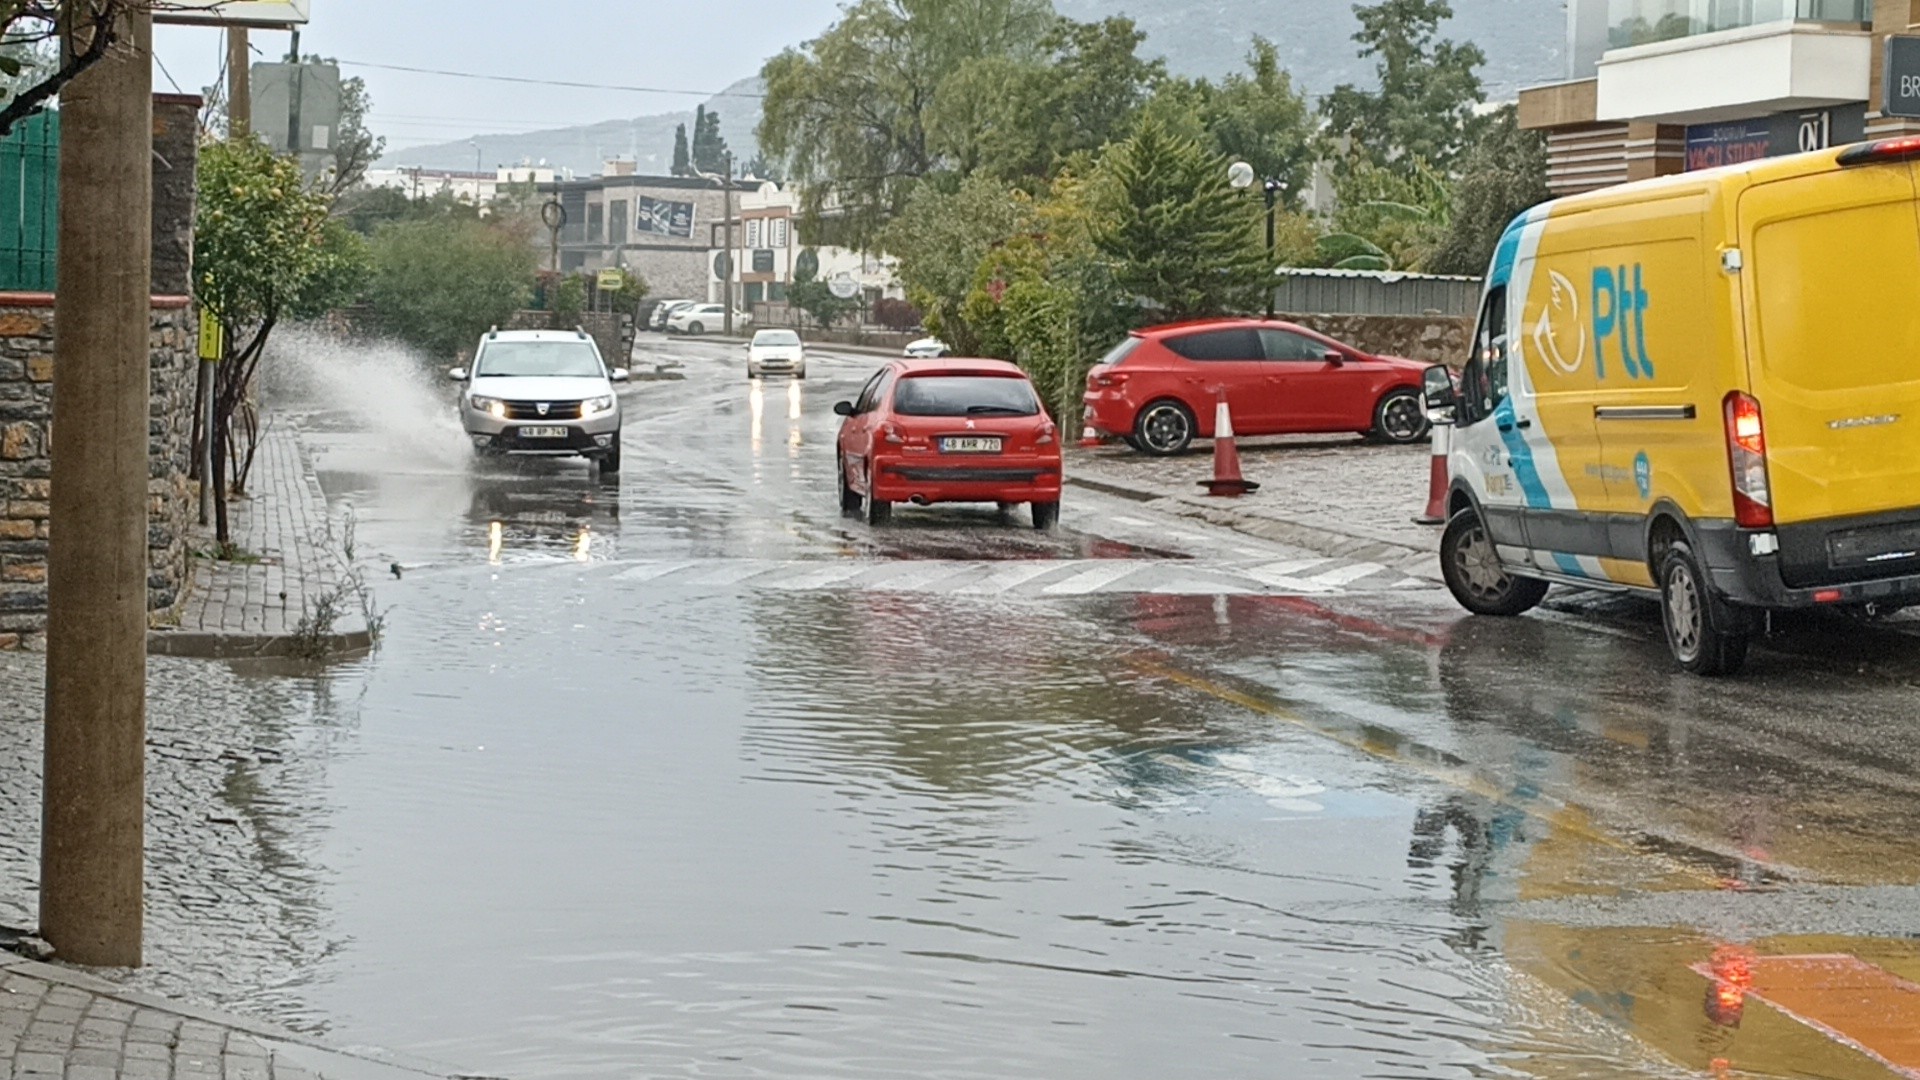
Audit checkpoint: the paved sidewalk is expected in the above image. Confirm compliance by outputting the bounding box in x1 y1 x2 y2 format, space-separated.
0 953 456 1080
1068 435 1444 580
148 422 371 659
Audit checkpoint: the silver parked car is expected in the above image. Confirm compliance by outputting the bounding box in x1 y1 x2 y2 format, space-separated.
449 328 628 473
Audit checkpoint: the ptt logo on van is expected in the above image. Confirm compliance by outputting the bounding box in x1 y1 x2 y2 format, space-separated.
1591 265 1655 381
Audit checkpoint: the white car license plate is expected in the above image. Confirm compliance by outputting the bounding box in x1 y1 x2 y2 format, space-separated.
940 436 1002 454
521 426 568 439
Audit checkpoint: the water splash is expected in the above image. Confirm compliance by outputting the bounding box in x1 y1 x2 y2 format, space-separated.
261 324 470 470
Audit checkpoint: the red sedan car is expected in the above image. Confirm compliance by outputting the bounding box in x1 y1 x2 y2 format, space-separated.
835 358 1063 529
1081 318 1432 455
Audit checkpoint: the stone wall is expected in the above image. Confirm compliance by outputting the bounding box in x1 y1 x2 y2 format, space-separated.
0 299 198 650
1284 313 1474 368
151 94 202 297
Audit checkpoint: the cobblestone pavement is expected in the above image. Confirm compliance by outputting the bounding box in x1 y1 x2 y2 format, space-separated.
0 955 452 1079
152 422 370 658
1067 435 1443 579
0 653 349 1032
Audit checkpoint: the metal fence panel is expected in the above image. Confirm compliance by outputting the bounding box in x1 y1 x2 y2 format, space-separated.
0 111 58 292
1272 270 1482 318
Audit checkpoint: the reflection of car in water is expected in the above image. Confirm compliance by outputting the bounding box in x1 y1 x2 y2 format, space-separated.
469 475 621 562
450 329 628 474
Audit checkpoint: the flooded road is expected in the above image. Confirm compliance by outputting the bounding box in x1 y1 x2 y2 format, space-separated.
25 335 1920 1078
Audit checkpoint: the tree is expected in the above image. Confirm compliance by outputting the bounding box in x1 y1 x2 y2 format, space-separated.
878 174 1031 353
691 105 729 174
671 123 692 176
1323 154 1450 270
758 0 1053 241
1090 116 1267 320
1428 105 1549 275
367 216 536 360
1202 38 1316 205
195 136 368 547
328 69 384 194
0 1 138 137
937 16 1163 185
787 260 857 329
1320 0 1487 176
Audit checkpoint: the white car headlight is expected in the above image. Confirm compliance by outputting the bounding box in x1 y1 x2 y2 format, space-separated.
583 395 616 416
470 395 506 419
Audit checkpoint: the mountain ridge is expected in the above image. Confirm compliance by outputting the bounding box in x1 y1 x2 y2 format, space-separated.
391 0 1566 176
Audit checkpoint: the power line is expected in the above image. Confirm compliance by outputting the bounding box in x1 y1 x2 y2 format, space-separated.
334 59 763 100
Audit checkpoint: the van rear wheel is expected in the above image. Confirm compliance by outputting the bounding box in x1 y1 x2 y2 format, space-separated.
1440 509 1549 616
1659 541 1750 676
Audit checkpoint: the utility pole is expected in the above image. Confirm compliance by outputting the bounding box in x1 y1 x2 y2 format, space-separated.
721 151 734 336
42 0 155 969
225 26 249 137
285 28 302 158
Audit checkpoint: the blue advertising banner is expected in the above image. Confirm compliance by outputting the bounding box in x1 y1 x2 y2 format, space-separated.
1685 120 1771 171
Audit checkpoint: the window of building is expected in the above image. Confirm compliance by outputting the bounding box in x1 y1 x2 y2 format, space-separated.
745 218 763 249
771 217 790 248
767 281 787 303
561 192 587 243
609 200 628 246
587 203 604 243
744 282 765 305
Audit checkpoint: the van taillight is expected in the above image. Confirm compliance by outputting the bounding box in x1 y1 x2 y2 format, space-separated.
1724 391 1773 529
1837 136 1920 167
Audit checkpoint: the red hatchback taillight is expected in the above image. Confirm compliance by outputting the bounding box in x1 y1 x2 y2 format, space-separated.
1090 369 1130 389
1723 391 1773 529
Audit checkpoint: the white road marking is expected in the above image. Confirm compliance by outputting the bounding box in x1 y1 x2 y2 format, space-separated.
1041 562 1147 595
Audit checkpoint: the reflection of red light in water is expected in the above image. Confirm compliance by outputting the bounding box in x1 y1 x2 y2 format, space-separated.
1709 1057 1732 1078
1703 944 1755 1027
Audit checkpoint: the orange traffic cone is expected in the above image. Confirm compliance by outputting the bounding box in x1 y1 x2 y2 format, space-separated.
1198 396 1259 497
1414 421 1451 525
1078 425 1104 449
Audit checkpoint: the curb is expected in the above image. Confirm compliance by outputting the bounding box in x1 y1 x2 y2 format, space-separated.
0 951 471 1078
146 627 375 660
1065 475 1444 582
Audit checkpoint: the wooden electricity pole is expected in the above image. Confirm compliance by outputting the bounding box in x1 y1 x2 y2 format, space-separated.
40 1 155 968
225 25 249 137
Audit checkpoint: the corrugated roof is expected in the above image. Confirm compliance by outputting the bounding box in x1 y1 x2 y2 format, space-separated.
1272 267 1483 284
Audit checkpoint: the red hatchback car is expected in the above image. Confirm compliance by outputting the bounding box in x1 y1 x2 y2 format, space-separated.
1081 318 1432 455
835 359 1063 529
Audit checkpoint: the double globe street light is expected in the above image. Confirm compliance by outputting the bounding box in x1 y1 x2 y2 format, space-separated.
1229 161 1288 320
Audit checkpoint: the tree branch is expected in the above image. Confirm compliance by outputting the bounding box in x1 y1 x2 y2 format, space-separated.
0 0 124 138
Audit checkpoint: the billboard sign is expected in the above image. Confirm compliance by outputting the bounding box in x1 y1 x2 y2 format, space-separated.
636 196 696 240
1684 120 1770 171
156 0 311 27
1887 36 1920 119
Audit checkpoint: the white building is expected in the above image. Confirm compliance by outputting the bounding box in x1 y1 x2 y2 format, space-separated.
362 161 569 206
713 181 903 315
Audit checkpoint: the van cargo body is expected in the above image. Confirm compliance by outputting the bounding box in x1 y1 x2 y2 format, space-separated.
1434 137 1920 675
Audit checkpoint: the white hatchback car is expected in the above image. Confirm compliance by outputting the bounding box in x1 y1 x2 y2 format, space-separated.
903 336 949 358
668 304 751 334
747 329 807 379
450 328 628 473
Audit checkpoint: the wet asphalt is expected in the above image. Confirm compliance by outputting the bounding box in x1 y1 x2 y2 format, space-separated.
19 333 1920 1079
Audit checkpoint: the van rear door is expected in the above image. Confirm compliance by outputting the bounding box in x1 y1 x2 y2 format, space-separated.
1739 160 1920 585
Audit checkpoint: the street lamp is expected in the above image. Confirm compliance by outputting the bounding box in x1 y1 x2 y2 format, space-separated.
1230 161 1289 320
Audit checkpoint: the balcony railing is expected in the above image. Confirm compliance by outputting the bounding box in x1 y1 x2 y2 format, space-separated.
1606 0 1871 48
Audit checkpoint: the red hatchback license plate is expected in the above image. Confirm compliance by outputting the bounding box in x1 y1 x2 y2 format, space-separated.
939 436 1003 454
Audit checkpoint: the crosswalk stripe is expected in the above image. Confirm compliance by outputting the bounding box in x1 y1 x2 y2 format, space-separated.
614 561 698 583
1042 562 1147 595
761 563 870 590
1308 562 1388 587
952 561 1075 594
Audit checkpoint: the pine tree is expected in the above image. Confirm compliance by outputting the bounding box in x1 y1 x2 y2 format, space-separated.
692 106 730 174
1091 116 1267 320
670 124 691 176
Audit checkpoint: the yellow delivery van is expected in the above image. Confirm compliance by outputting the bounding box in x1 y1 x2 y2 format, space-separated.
1423 135 1920 676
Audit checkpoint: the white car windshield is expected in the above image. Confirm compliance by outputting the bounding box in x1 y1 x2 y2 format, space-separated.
475 341 604 378
754 330 801 346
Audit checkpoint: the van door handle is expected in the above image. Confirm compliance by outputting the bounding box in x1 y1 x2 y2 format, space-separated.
1497 418 1532 432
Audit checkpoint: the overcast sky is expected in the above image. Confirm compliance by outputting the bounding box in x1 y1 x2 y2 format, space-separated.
152 0 844 150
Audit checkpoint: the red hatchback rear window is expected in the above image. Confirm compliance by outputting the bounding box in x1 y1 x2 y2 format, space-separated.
1098 337 1143 368
893 375 1040 417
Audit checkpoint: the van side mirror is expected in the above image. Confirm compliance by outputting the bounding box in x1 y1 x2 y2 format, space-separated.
1422 365 1458 414
833 400 855 417
447 367 468 381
